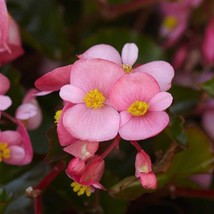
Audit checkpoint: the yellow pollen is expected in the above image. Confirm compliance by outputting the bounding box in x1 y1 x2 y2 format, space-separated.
54 110 62 123
122 64 132 74
71 182 92 197
83 89 105 110
0 143 11 162
163 16 178 30
128 101 149 116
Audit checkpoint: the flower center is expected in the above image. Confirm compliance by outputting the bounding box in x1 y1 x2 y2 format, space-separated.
71 182 93 197
139 164 149 173
122 64 132 74
163 16 178 30
0 143 10 162
83 89 105 109
128 101 149 116
54 110 62 123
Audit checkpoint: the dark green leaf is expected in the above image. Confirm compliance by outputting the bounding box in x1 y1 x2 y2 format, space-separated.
201 77 214 97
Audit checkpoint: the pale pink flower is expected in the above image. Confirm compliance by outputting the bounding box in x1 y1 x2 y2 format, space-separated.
201 18 214 66
79 43 174 91
59 58 124 141
0 0 8 46
15 89 42 130
109 72 173 141
135 150 157 189
0 73 12 112
0 120 33 165
66 156 105 196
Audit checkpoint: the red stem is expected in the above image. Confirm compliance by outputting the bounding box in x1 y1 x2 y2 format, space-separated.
130 141 142 152
169 185 214 200
101 135 121 159
32 161 66 214
96 0 162 20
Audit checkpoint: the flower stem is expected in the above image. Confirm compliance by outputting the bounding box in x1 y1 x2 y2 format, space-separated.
130 141 142 152
26 161 66 214
101 135 121 159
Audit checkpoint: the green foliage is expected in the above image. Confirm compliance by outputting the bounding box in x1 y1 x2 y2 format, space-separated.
201 77 214 97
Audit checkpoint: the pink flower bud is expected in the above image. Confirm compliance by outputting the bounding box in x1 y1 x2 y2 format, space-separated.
135 150 157 189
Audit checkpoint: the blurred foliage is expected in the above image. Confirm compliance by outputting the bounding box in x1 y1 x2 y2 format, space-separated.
1 0 214 213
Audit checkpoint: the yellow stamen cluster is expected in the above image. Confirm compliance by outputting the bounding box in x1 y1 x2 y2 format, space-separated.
0 143 10 162
128 101 149 116
122 64 132 74
83 89 105 110
71 182 92 197
163 16 178 30
54 110 62 123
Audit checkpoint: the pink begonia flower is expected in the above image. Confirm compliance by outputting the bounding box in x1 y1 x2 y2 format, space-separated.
15 89 42 130
0 120 33 165
59 58 124 141
66 156 105 196
109 72 173 141
201 18 214 66
160 1 190 47
79 43 174 91
35 64 72 94
64 140 99 161
0 73 12 112
0 0 24 65
135 150 157 189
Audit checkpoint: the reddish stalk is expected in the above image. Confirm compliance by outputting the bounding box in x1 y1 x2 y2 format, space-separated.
169 185 214 200
101 135 121 159
96 0 162 20
26 161 66 214
130 141 142 152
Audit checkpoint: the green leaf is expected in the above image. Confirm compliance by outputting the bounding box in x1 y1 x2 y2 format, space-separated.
0 188 12 214
201 77 214 97
169 85 200 115
110 127 214 200
165 114 187 147
7 0 70 59
167 127 214 178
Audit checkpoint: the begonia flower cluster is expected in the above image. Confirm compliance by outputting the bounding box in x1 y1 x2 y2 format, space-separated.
35 43 174 196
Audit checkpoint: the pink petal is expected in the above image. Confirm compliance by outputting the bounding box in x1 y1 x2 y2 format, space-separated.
134 61 174 91
139 172 157 189
0 73 10 94
119 111 169 140
64 140 99 160
0 130 22 145
202 110 214 140
0 95 12 110
57 104 78 146
121 43 138 66
148 92 173 111
120 111 132 126
59 85 85 103
78 44 122 64
190 174 213 189
15 103 38 120
109 73 160 111
4 145 26 165
16 120 33 165
69 59 124 96
0 0 8 44
35 64 72 92
63 104 120 141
